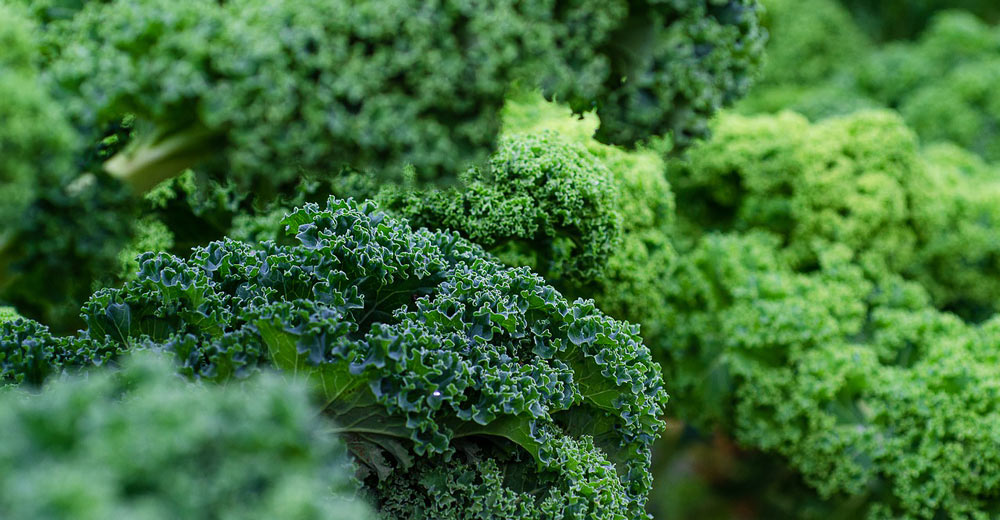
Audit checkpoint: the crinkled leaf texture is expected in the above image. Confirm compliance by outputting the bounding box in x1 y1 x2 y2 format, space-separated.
41 0 764 189
5 197 668 520
660 231 1000 519
378 132 624 286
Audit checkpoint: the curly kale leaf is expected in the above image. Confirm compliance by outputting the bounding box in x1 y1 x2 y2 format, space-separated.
39 0 764 194
742 6 1000 163
0 3 138 332
6 198 668 519
2 0 765 331
584 0 766 149
378 132 624 286
376 435 632 520
669 110 957 293
668 109 1000 321
0 318 118 387
755 0 872 88
853 11 1000 162
912 145 1000 320
376 94 678 355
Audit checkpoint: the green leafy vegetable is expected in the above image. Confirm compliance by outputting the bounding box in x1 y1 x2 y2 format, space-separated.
659 231 1000 519
0 352 373 519
837 0 1000 40
0 0 767 331
0 308 21 324
39 0 765 191
2 197 669 520
378 132 624 285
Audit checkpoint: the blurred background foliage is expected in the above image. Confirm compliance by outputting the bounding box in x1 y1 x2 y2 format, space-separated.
657 1 1000 517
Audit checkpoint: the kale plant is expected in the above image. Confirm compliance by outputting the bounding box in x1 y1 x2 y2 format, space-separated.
1 197 669 520
0 0 766 331
0 352 372 519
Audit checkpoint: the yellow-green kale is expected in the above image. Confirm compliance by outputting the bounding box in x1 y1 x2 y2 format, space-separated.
655 106 1000 518
733 0 1000 169
668 110 951 290
0 308 20 324
909 144 1000 321
378 132 624 285
856 12 1000 162
382 95 1000 518
669 109 1000 320
756 0 871 88
734 0 879 120
380 94 678 356
659 231 1000 519
745 7 1000 163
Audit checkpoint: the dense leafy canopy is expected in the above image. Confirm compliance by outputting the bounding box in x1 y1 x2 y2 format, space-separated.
392 90 1000 517
756 0 871 88
7 0 1000 518
385 93 678 353
742 0 1000 164
378 132 624 286
857 11 1000 162
670 109 1000 320
836 0 1000 40
1 197 668 519
0 353 373 519
658 97 1000 518
0 0 766 333
34 0 765 190
659 232 1000 519
669 110 940 276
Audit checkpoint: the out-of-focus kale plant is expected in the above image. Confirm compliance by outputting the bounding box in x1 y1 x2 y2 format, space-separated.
0 0 765 332
0 352 374 520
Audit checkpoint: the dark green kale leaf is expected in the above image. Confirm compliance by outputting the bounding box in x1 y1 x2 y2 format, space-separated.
39 0 764 193
2 197 668 520
1 0 766 331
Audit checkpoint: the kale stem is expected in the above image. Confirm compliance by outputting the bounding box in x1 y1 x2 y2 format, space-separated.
103 125 225 194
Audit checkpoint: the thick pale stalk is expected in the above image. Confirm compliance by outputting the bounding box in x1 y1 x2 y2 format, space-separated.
104 126 225 194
